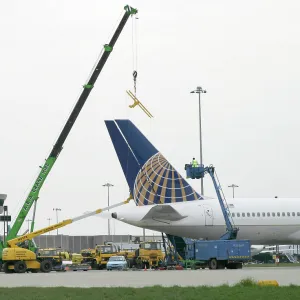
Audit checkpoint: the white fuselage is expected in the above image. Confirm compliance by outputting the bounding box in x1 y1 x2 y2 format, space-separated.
113 198 300 245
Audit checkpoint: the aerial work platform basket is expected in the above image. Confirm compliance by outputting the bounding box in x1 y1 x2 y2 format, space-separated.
185 164 205 179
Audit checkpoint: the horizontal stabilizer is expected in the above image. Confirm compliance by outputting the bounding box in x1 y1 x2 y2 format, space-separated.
141 205 187 221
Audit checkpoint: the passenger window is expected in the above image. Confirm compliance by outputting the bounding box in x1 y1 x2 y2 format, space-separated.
292 212 295 217
237 213 240 217
267 212 270 217
232 213 235 217
287 212 290 217
257 212 260 217
272 212 275 217
277 212 280 217
262 212 265 217
297 212 300 216
282 212 285 216
247 213 250 217
242 213 245 217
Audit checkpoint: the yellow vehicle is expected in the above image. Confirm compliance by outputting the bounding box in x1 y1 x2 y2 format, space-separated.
2 198 132 273
71 253 83 264
37 248 70 270
131 241 164 269
118 249 136 267
80 248 96 264
91 242 120 269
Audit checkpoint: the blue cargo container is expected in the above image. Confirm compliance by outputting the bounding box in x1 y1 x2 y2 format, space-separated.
185 239 251 269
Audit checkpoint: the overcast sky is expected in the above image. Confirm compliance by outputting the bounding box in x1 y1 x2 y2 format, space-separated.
0 0 299 236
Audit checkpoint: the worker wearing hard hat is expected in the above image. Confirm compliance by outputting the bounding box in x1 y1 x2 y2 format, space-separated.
192 158 198 167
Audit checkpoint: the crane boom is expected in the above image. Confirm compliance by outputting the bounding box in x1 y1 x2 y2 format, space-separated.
2 5 137 249
7 197 133 248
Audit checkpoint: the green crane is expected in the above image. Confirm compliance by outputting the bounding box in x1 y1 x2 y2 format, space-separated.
0 5 137 259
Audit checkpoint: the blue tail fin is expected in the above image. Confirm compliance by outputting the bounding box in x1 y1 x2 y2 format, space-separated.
105 120 203 206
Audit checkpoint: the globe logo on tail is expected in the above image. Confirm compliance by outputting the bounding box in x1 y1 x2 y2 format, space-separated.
133 153 202 206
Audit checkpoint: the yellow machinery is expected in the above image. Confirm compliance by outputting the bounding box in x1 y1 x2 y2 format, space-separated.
2 197 132 273
91 242 119 269
118 249 135 260
131 241 164 269
38 248 71 270
80 248 96 264
118 249 136 268
71 253 83 265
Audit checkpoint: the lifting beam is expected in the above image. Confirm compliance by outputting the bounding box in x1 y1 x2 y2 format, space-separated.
126 90 153 118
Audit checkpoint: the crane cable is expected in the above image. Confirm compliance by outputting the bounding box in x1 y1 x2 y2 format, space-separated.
131 14 138 95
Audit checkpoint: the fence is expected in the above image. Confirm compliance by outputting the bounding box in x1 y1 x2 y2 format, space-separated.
0 234 162 253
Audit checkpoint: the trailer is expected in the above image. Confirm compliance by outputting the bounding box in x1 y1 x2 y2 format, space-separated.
64 263 91 272
184 239 251 270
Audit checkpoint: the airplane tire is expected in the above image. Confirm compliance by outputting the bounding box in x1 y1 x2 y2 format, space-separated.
14 261 27 273
40 260 52 273
209 259 218 270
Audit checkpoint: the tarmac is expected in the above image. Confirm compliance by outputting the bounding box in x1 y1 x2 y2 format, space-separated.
1 267 300 287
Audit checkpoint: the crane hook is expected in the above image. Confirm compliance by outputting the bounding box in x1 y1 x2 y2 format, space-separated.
133 70 137 95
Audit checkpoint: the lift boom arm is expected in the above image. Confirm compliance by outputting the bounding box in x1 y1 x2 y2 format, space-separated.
7 197 132 248
186 165 239 240
205 166 239 240
3 5 137 246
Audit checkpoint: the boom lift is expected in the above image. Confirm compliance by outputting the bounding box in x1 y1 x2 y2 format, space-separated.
174 164 251 269
0 5 138 259
185 164 238 240
166 164 250 269
2 197 132 273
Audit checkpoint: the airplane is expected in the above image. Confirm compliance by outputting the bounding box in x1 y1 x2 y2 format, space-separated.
105 119 300 248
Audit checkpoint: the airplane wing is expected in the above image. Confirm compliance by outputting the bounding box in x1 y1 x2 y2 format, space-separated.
141 205 187 221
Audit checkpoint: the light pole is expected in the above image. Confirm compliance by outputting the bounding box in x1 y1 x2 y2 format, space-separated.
53 208 61 235
47 218 52 235
190 86 207 195
228 184 239 198
103 183 114 236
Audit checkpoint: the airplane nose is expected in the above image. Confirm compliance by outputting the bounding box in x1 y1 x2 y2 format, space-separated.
111 212 117 219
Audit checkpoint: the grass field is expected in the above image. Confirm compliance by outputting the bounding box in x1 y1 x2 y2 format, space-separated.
1 281 300 300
